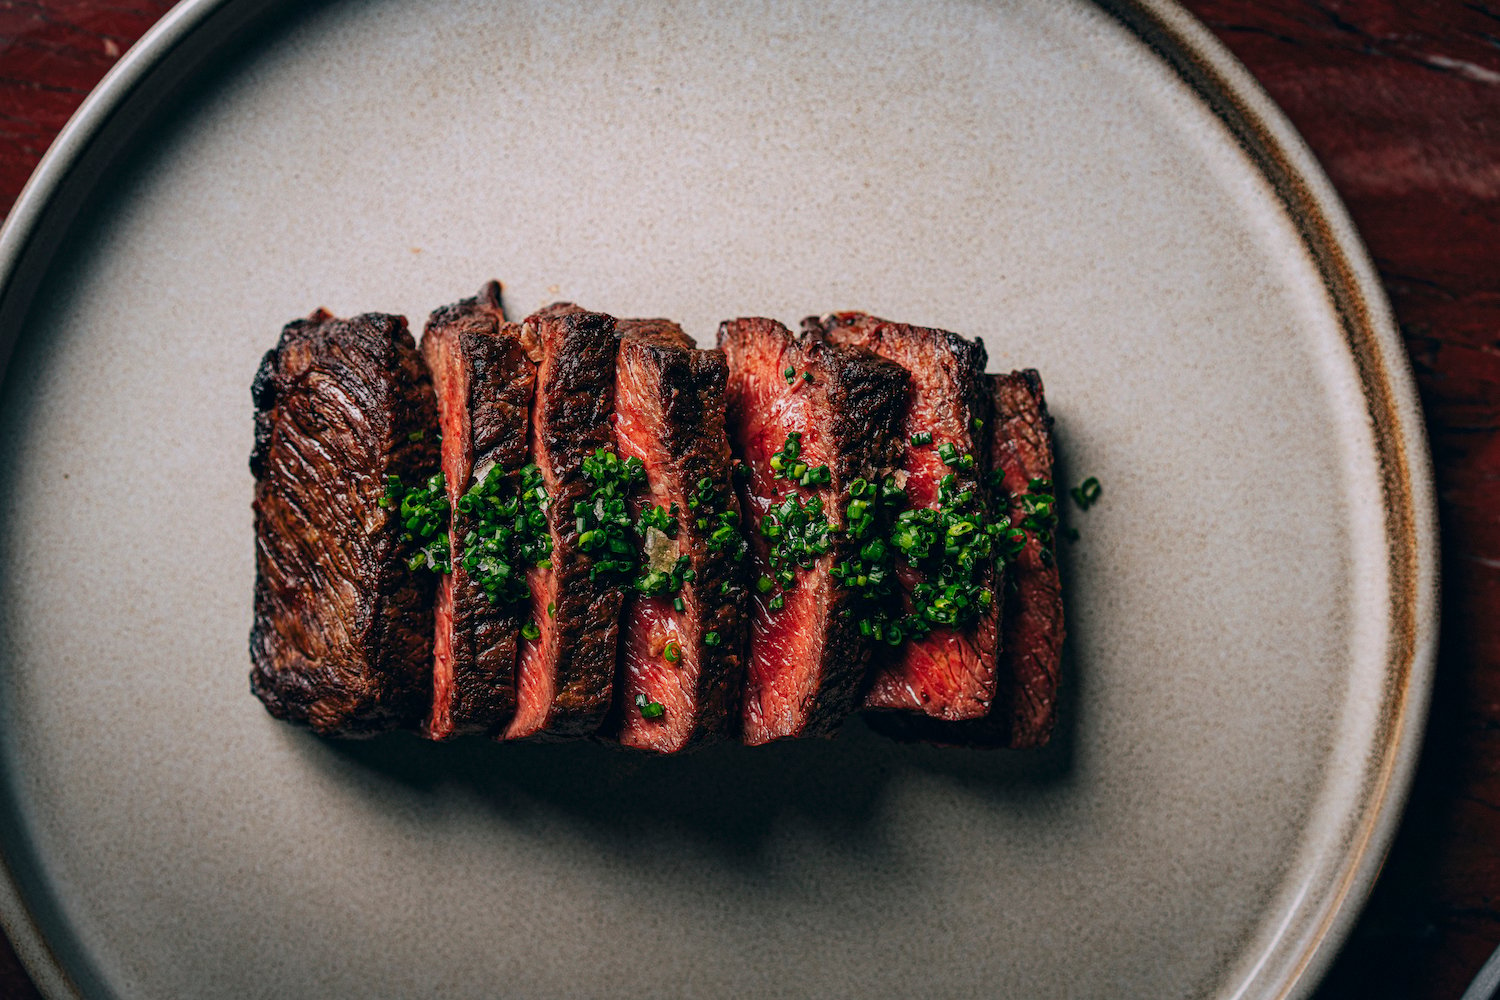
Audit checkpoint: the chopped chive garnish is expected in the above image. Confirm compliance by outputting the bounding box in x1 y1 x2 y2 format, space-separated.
910 431 933 447
455 462 551 604
801 371 814 383
407 429 426 442
634 692 665 719
704 630 721 647
383 472 452 574
577 449 647 583
783 366 796 382
1070 476 1102 509
520 621 540 641
663 639 681 662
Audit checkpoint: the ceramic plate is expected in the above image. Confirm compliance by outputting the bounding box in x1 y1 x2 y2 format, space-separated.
0 1 1437 997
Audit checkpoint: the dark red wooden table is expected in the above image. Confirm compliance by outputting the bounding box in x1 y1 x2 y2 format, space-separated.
1 1 1496 996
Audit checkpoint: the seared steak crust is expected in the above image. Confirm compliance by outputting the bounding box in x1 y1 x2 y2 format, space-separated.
505 304 624 740
249 310 438 736
609 320 749 752
426 279 506 331
420 302 534 739
865 370 1063 748
720 317 908 744
806 313 1000 720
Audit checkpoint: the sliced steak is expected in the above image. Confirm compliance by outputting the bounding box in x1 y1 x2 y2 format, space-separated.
719 317 908 745
988 370 1065 747
608 320 749 752
250 310 438 736
805 312 999 721
503 304 625 740
864 370 1064 748
419 298 535 739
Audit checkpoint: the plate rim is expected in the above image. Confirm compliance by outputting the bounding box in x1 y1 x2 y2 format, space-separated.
0 1 1439 997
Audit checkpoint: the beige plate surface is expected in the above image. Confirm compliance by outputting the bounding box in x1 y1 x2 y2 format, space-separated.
0 0 1437 997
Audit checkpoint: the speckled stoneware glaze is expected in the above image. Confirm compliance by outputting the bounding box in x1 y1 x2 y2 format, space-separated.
0 0 1437 997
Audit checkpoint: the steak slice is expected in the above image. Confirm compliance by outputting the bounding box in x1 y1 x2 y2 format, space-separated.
419 297 535 739
719 317 908 745
249 310 439 736
988 370 1065 747
864 370 1064 747
805 312 999 721
503 303 625 740
608 320 749 752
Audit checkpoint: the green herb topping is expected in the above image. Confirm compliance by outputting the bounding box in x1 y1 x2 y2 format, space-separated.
760 491 832 599
637 553 693 597
1070 476 1102 510
520 621 541 641
689 476 747 561
454 462 551 604
577 449 647 581
769 431 832 488
751 426 1058 643
704 630 722 647
635 692 665 719
637 502 678 538
935 441 975 471
832 475 907 643
575 449 744 601
381 473 451 573
663 639 681 663
887 472 997 639
1016 477 1060 564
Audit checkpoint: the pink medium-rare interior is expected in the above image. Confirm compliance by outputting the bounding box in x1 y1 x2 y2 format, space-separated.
422 324 474 739
724 327 832 745
612 350 699 751
502 352 558 741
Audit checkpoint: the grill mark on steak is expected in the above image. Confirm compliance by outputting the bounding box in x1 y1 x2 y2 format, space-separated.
804 313 999 721
864 370 1064 748
607 320 748 752
719 317 908 744
249 310 438 736
420 301 535 739
503 304 624 740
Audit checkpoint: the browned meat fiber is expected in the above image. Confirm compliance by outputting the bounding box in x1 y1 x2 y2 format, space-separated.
419 291 535 739
865 370 1064 748
720 317 908 745
608 320 749 752
504 303 625 741
806 312 1000 721
249 310 438 736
